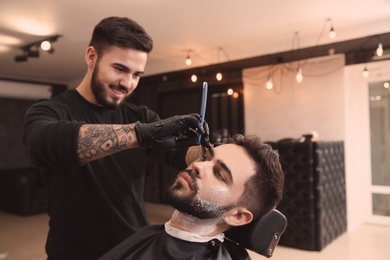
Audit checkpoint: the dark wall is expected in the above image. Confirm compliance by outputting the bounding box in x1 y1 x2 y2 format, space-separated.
0 82 67 171
0 98 35 170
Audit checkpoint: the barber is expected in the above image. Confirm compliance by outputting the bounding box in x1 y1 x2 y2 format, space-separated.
23 16 208 260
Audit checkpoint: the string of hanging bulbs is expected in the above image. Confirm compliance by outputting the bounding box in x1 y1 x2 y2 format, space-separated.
184 17 387 87
185 47 230 83
361 36 386 78
263 18 383 90
262 18 337 90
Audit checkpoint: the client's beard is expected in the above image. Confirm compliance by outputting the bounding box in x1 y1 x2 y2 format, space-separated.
167 170 234 220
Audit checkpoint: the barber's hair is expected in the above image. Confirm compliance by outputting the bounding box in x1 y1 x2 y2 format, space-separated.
228 134 284 220
89 16 153 56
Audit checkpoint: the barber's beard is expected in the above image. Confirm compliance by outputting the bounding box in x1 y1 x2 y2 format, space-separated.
91 63 129 109
167 171 234 220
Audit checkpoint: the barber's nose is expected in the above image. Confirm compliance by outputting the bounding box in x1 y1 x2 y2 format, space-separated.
121 75 136 91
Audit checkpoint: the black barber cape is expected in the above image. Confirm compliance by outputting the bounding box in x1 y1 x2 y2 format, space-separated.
99 224 250 260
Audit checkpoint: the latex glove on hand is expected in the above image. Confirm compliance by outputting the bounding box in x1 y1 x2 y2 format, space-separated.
135 114 210 150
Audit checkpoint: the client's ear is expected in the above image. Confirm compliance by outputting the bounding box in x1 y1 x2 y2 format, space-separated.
224 207 253 226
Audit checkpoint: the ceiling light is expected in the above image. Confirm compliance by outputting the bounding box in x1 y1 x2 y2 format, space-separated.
41 41 51 51
14 54 28 62
362 66 369 78
27 48 40 58
185 50 192 65
14 34 61 63
216 72 223 81
327 18 336 39
266 76 273 89
296 67 303 83
329 27 336 39
185 55 191 65
384 82 389 88
227 88 234 95
376 43 383 57
191 74 197 82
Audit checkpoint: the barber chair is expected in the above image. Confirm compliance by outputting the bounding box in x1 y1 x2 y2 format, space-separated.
225 209 287 258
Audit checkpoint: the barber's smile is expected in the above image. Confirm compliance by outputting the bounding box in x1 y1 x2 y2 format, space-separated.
109 84 128 97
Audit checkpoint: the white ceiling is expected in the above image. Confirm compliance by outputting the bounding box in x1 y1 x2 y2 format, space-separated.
1 0 390 85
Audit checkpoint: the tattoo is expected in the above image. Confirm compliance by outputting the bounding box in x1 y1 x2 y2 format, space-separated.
78 124 134 162
113 125 129 145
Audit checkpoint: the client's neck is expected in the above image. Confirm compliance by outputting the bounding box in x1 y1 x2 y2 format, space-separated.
169 210 228 237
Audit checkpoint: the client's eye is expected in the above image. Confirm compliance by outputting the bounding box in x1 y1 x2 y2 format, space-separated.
214 169 226 182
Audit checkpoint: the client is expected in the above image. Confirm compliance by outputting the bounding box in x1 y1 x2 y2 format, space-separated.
100 134 284 260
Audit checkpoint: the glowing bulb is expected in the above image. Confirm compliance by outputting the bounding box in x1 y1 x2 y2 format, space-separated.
191 74 197 82
232 92 239 98
296 67 303 83
41 41 51 51
216 72 223 81
329 27 336 39
362 67 369 78
227 88 233 95
384 82 389 88
266 77 273 89
186 55 192 65
376 43 383 57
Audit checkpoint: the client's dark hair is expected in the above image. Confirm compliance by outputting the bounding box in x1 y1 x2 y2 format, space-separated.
228 134 284 220
89 16 153 56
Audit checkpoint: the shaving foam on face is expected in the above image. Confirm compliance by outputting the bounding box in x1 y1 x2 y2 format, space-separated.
201 185 230 203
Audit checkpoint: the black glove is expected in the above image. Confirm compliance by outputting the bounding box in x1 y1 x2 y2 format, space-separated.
135 114 209 150
200 120 211 148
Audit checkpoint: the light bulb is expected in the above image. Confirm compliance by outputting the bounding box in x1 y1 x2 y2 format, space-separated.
376 43 383 57
40 41 51 51
329 27 336 39
384 82 390 89
227 88 233 95
266 77 273 89
296 67 303 83
191 74 197 82
363 67 369 78
186 55 192 65
216 72 223 81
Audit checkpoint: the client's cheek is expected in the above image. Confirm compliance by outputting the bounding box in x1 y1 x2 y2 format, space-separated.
200 185 231 204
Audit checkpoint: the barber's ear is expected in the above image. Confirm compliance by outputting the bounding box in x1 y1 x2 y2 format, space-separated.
86 46 97 68
224 207 253 227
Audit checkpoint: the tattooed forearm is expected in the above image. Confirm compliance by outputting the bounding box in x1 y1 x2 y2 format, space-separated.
113 125 130 145
78 124 135 163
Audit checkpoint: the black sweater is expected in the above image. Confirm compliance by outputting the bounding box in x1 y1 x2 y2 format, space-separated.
99 225 250 260
23 90 187 260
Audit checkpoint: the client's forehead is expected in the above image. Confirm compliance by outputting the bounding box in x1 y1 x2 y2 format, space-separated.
213 144 256 181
